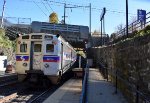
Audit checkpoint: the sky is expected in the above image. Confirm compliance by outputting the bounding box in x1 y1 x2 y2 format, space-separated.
0 0 150 35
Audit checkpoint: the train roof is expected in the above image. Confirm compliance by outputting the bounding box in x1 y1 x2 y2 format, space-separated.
19 33 76 52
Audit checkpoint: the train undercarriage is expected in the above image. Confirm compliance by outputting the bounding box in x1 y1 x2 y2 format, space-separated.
17 70 62 87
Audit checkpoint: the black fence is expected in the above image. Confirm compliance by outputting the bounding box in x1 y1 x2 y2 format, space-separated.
98 62 150 103
116 12 150 39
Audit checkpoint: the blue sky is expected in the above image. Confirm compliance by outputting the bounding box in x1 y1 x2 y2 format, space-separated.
0 0 150 35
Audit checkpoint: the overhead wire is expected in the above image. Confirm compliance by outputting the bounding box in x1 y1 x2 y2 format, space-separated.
44 0 135 15
44 0 54 12
32 0 47 16
41 0 51 13
1 11 31 38
18 0 136 15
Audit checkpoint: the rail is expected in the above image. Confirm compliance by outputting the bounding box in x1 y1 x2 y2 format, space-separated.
0 74 18 87
99 62 150 103
116 11 150 39
28 88 51 103
80 64 89 103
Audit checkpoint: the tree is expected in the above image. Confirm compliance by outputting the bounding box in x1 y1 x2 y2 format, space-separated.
0 28 16 50
0 29 11 48
115 23 124 32
110 33 117 41
0 28 16 65
92 29 101 35
49 12 59 24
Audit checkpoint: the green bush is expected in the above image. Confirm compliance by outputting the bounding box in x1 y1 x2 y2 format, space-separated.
147 30 150 34
0 28 16 51
143 25 150 33
113 25 150 44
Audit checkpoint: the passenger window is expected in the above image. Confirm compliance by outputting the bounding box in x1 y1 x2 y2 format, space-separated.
34 44 42 52
20 44 27 52
46 44 54 52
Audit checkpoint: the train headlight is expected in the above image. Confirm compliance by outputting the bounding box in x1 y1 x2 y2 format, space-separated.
44 64 49 68
23 63 28 67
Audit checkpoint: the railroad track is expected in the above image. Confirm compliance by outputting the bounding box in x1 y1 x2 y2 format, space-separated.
28 88 51 103
0 82 68 103
0 80 18 87
0 83 50 103
0 75 18 87
0 71 74 103
0 82 28 103
27 82 67 103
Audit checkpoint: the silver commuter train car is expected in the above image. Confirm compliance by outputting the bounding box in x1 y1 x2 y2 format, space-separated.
16 33 77 84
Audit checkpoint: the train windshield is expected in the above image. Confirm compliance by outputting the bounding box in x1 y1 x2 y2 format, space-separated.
46 44 54 52
34 44 42 52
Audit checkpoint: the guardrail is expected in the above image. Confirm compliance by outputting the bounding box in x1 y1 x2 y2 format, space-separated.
80 65 89 103
116 11 150 38
98 63 150 103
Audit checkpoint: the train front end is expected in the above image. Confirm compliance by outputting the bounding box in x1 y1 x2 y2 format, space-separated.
16 33 61 84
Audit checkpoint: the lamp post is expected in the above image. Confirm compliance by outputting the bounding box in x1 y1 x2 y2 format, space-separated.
100 7 106 46
64 3 66 24
126 0 128 38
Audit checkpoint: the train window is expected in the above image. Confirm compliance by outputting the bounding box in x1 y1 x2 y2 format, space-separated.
46 44 54 52
31 35 42 39
22 35 29 39
45 35 53 40
20 44 27 52
34 44 42 52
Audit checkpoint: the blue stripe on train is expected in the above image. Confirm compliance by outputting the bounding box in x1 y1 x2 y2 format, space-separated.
16 56 29 61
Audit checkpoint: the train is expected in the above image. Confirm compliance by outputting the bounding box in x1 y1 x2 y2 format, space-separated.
15 33 77 84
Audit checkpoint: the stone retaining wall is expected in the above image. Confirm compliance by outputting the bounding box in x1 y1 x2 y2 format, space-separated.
91 34 150 102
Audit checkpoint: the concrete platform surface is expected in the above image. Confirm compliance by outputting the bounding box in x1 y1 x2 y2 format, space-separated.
72 68 83 78
72 68 83 72
87 68 127 103
43 79 82 103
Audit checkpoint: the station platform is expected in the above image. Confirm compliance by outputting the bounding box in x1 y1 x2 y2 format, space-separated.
43 78 82 103
87 68 127 103
72 68 83 78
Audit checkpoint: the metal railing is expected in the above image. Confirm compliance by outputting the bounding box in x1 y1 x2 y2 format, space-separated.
114 69 150 103
98 62 150 103
80 64 89 103
116 12 150 38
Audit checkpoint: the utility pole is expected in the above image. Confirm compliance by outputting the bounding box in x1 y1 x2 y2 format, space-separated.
103 16 105 45
64 3 66 24
126 0 128 38
1 0 6 28
101 20 103 45
89 3 91 35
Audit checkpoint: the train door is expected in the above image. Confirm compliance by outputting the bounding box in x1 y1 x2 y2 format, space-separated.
31 41 42 70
